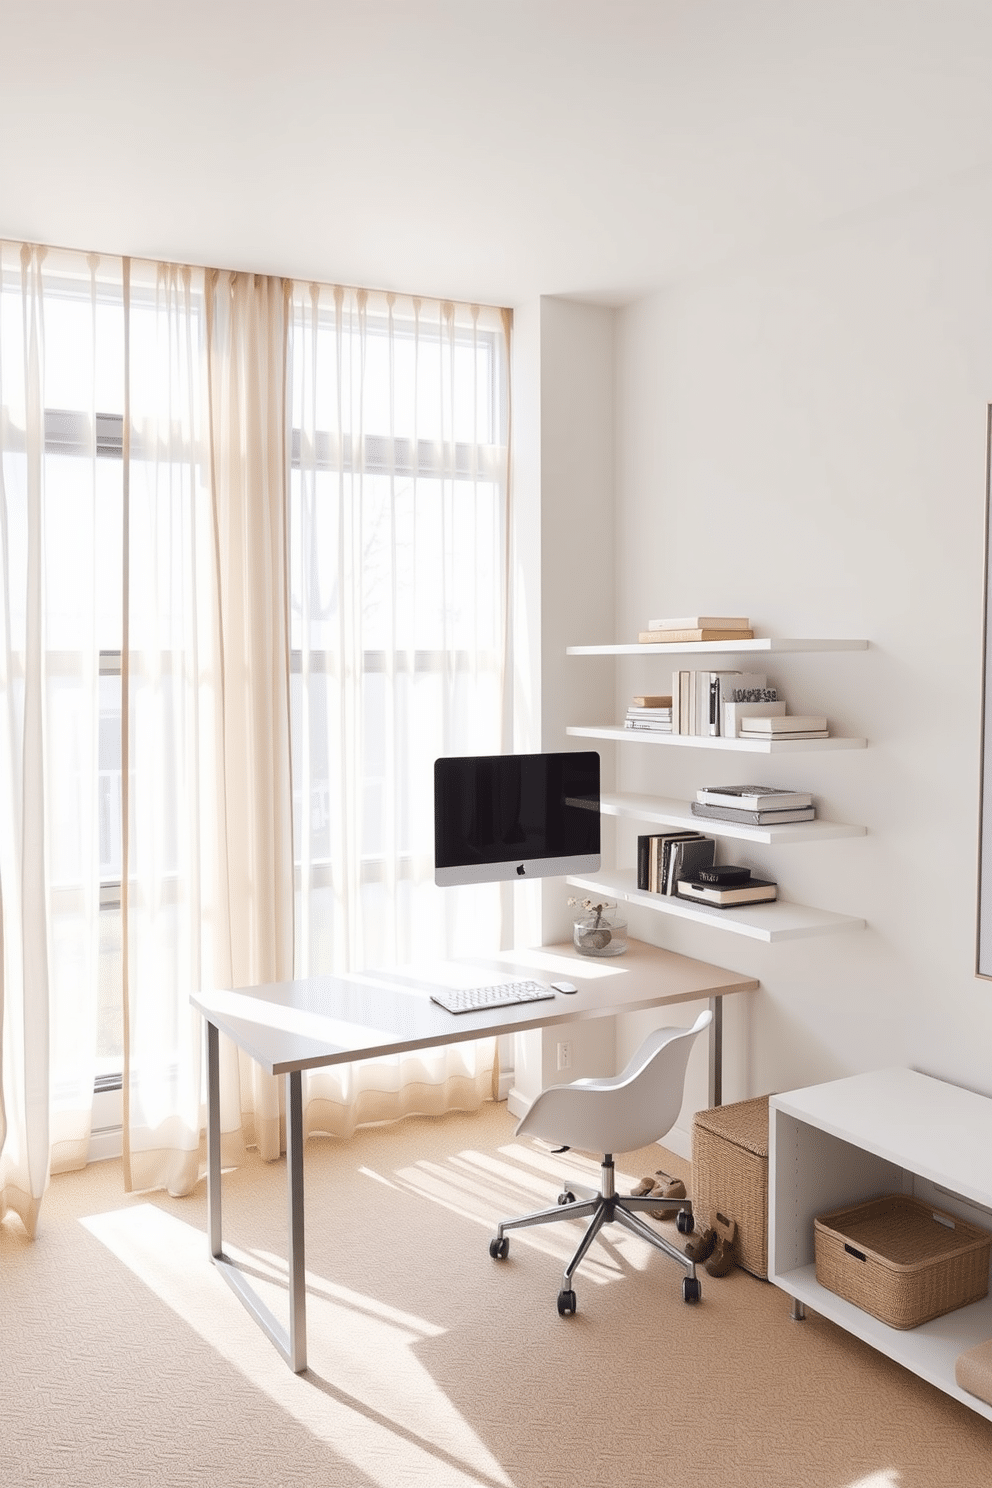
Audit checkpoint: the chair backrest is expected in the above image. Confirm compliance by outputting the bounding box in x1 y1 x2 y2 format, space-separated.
514 1008 713 1156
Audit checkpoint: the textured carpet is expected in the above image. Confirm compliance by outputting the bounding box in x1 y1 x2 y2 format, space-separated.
2 1100 989 1487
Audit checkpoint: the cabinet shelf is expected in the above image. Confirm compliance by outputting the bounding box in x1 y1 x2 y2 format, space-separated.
568 725 866 752
769 1071 992 1421
567 869 864 943
600 792 866 845
567 639 868 656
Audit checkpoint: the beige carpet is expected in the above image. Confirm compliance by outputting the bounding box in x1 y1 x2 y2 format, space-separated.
2 1100 989 1487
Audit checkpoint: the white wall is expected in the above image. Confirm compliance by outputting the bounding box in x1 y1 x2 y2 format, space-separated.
508 296 620 1111
612 165 992 1115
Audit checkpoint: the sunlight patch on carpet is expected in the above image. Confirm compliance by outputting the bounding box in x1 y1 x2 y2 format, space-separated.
80 1204 514 1488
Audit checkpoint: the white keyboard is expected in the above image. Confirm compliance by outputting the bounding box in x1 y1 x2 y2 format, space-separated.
431 979 556 1015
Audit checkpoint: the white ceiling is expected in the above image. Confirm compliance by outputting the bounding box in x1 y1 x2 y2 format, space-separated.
4 0 992 307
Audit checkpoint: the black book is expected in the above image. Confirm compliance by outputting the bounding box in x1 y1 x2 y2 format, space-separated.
646 831 702 893
665 836 716 894
677 875 778 907
697 864 752 886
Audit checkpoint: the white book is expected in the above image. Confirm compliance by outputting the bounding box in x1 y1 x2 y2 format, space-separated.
647 615 750 631
722 700 786 738
740 728 828 740
742 714 827 733
696 785 814 810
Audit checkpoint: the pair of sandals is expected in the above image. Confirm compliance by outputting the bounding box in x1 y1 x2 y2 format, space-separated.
630 1169 687 1220
685 1210 738 1277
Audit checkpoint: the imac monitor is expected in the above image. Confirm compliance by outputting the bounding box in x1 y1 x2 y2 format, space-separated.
433 750 601 886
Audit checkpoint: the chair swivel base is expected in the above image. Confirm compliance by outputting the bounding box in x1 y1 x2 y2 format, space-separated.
489 1155 702 1314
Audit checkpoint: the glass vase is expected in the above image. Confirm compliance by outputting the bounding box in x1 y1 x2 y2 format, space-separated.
573 910 628 957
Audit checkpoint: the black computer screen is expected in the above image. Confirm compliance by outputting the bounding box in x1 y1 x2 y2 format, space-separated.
433 751 601 885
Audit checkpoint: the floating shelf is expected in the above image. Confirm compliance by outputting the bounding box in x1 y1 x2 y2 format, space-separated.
600 792 866 845
567 639 868 656
568 725 867 753
567 869 865 943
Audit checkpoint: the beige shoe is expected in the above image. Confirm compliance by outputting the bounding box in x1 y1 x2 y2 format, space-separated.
705 1213 738 1277
684 1225 716 1263
649 1177 687 1220
630 1175 656 1196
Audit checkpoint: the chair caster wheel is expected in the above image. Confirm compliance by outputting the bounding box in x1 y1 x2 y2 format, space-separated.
557 1289 577 1316
489 1237 509 1259
676 1208 694 1235
682 1276 701 1303
557 1191 576 1205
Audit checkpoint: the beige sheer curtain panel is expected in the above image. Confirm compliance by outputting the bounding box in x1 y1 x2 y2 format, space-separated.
123 263 293 1194
0 244 111 1233
288 286 510 1137
1 240 510 1229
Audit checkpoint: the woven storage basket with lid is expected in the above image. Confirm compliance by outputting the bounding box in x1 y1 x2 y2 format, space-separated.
814 1193 991 1329
692 1094 770 1279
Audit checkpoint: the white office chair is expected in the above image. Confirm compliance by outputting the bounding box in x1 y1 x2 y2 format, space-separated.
489 1007 712 1315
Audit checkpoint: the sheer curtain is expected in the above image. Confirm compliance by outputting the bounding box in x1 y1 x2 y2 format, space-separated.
288 286 511 1136
1 243 512 1224
0 244 114 1233
123 263 294 1194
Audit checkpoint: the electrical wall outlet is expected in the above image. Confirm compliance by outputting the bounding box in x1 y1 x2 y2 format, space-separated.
557 1041 571 1071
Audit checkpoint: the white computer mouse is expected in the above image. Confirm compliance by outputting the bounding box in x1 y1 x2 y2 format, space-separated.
551 980 578 994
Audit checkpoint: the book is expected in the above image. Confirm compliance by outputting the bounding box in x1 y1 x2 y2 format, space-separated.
631 695 672 708
739 715 827 733
740 730 829 741
647 830 703 893
638 831 696 891
697 785 814 810
722 700 786 737
691 801 816 825
639 628 755 644
676 875 778 907
624 718 673 732
673 671 768 736
665 836 716 894
636 834 652 890
697 864 753 886
646 615 751 632
700 671 769 736
626 705 673 717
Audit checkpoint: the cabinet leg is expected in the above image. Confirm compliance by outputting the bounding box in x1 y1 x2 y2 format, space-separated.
790 1297 806 1321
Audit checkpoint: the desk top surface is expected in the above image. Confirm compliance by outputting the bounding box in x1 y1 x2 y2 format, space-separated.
191 938 758 1075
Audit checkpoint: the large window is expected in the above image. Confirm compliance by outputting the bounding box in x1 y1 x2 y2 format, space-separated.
1 253 510 1143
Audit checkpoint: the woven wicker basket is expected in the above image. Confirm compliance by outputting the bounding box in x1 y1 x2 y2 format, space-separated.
692 1095 770 1279
814 1194 992 1330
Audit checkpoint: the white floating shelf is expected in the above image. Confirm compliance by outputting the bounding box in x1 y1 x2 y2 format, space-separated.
567 869 865 943
600 792 866 845
567 639 869 656
568 725 867 753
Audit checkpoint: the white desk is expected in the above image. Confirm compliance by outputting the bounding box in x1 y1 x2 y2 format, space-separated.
191 938 758 1372
769 1068 992 1420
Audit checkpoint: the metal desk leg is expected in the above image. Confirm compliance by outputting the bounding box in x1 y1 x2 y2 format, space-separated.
205 1021 308 1372
207 1020 224 1262
707 995 723 1108
285 1069 307 1371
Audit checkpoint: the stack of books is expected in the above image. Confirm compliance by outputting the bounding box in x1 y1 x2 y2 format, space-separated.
677 863 778 908
638 614 755 644
670 670 778 737
623 694 673 733
690 785 815 826
738 715 828 741
636 830 715 894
